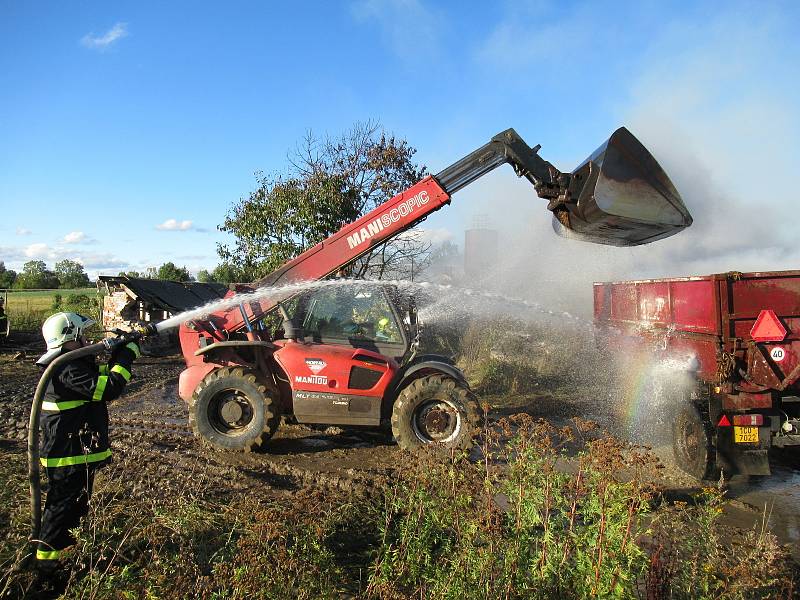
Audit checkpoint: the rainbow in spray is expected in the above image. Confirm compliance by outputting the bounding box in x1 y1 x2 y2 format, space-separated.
613 347 698 441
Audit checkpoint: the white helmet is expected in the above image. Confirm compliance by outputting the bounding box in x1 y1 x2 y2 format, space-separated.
37 312 95 365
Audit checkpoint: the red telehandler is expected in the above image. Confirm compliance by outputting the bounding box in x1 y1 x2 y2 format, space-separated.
177 127 692 452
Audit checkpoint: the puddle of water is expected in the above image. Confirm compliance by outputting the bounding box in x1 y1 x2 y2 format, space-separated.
727 465 800 553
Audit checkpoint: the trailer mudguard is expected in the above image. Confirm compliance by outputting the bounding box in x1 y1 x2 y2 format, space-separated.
715 424 772 476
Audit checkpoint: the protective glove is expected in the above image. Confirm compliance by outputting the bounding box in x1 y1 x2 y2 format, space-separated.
101 336 127 352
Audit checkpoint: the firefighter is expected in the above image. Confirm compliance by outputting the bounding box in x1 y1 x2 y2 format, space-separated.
34 312 140 574
0 296 8 340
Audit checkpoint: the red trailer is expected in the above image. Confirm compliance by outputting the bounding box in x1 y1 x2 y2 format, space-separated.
594 270 800 479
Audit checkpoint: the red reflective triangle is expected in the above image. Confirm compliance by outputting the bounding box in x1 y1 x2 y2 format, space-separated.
717 414 731 427
750 309 787 342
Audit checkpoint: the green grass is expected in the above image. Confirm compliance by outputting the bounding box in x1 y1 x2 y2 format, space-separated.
3 288 98 310
3 289 101 332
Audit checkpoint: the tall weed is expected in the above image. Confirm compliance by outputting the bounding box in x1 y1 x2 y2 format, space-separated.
0 426 795 599
370 417 657 599
368 418 796 599
646 487 795 599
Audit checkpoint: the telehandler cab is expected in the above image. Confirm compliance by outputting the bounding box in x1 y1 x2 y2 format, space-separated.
177 127 692 452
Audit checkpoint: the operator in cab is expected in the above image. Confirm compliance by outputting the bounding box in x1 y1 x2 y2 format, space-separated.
34 312 141 579
375 316 392 342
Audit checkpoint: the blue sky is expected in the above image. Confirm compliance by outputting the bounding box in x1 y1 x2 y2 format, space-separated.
1 0 799 280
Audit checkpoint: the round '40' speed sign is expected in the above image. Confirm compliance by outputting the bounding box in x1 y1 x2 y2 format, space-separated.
770 347 786 362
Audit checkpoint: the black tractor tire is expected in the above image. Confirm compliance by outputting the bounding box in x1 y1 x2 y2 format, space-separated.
391 374 481 452
672 401 720 481
189 367 279 452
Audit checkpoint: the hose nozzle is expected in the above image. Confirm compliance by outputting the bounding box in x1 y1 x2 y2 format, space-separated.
101 323 159 352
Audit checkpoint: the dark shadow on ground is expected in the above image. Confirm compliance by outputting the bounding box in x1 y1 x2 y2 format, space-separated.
0 438 24 452
261 431 394 456
487 393 590 422
239 468 299 490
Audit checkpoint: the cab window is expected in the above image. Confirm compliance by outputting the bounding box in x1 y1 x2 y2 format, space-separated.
303 287 402 344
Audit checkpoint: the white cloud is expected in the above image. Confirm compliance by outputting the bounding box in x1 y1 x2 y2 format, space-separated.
462 7 800 318
81 22 128 50
616 9 800 275
24 243 51 258
0 246 25 262
63 231 86 244
2 242 131 280
350 0 440 61
75 253 129 270
10 243 126 268
16 227 31 236
176 254 214 261
478 4 603 70
156 219 194 231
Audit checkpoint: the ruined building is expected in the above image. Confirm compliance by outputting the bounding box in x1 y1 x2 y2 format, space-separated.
97 276 229 353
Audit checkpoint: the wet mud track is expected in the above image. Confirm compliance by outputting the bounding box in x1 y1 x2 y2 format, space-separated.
718 461 800 558
109 358 399 499
1 351 798 559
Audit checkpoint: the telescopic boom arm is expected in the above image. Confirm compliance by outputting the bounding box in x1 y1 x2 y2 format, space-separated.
435 128 563 198
211 125 691 332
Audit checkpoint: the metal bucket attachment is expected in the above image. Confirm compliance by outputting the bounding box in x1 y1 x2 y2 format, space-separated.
552 127 691 246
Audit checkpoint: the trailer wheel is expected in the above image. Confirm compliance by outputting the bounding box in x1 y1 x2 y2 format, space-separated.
189 367 279 452
672 401 719 481
391 375 481 452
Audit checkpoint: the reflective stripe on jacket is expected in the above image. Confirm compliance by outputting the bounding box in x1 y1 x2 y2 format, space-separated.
39 342 139 470
36 548 62 561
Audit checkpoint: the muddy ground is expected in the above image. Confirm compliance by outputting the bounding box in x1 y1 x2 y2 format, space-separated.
1 333 797 562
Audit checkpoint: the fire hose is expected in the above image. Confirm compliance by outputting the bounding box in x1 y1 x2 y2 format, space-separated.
27 324 158 563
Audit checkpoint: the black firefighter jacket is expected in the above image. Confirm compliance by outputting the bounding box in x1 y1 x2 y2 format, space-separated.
40 341 140 472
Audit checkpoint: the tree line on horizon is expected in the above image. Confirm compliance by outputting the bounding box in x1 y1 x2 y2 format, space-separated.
0 258 261 289
0 259 91 290
119 262 247 285
0 259 250 289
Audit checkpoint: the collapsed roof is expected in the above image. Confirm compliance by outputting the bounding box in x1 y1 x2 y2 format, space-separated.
98 276 229 314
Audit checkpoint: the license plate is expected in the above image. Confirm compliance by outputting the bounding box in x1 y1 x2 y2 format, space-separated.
734 426 759 443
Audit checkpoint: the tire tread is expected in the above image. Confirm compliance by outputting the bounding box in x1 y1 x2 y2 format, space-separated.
391 374 481 452
189 367 279 452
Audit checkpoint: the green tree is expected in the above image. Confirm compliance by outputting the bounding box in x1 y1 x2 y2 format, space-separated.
423 240 462 283
14 260 59 289
118 270 141 278
218 121 429 282
54 259 91 288
196 269 213 283
211 262 246 284
154 262 192 282
218 172 357 279
0 262 16 289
